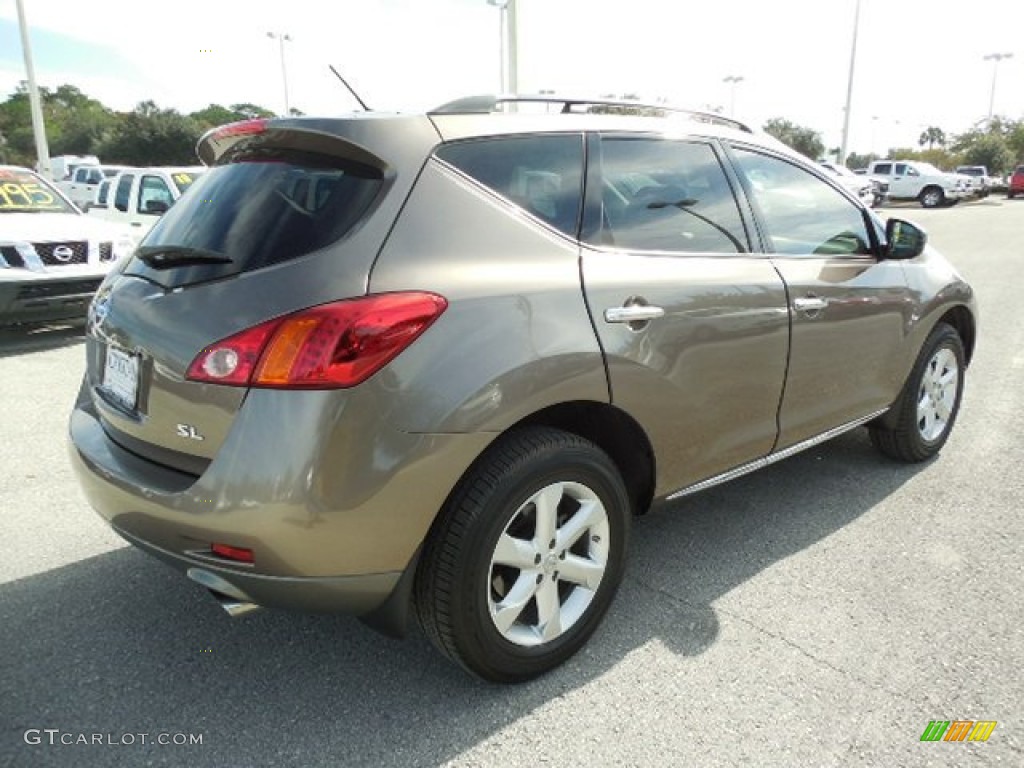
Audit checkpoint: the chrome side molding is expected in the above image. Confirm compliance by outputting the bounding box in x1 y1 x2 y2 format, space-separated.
666 408 888 500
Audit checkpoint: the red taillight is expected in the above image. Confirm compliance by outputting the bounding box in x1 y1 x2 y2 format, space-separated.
211 543 254 564
186 293 447 389
211 118 268 141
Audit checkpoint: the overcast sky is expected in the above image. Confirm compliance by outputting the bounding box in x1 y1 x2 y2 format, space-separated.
2 0 1023 155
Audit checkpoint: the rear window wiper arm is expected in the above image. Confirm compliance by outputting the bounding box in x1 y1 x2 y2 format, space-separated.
136 246 233 268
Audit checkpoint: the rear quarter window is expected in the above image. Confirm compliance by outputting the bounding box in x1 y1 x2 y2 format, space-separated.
435 134 584 238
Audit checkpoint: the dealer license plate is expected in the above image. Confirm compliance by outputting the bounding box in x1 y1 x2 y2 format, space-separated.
102 346 139 409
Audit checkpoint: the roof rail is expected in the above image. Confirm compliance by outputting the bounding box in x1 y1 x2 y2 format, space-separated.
429 93 753 133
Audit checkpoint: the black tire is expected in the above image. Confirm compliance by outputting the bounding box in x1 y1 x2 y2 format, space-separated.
415 426 630 683
919 186 945 208
869 323 965 462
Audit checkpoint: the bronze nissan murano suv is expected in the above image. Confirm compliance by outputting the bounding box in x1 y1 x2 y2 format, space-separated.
69 95 977 682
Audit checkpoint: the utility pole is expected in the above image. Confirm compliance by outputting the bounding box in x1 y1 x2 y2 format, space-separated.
267 32 292 116
722 75 744 117
839 0 861 168
486 0 518 108
15 0 51 179
983 52 1013 121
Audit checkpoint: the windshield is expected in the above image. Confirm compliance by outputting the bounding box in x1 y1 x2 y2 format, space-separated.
0 167 77 214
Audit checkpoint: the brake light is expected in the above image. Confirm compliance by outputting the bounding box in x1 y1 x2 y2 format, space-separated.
186 293 447 389
211 118 268 141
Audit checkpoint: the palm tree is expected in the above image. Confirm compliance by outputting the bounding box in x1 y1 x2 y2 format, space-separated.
918 126 947 150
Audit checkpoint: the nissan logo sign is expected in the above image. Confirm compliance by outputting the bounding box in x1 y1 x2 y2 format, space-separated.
53 245 74 263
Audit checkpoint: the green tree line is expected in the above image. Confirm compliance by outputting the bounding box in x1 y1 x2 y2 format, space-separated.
765 115 1024 174
0 82 279 168
3 83 1022 174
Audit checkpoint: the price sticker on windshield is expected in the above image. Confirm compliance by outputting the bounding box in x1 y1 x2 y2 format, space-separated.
0 181 60 210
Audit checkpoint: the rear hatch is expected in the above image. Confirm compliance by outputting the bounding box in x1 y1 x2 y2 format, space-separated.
83 114 441 474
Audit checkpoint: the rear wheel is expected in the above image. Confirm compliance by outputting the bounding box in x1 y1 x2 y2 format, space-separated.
415 427 630 682
919 186 945 208
869 323 965 462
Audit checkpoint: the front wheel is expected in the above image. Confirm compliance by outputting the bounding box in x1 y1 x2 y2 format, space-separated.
415 427 630 682
919 186 945 208
869 323 965 462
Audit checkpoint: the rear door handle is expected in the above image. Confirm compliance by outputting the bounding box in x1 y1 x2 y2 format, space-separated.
604 305 666 323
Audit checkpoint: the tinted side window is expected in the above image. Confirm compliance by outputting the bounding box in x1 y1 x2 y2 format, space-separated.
138 175 173 213
96 180 111 207
436 135 583 237
732 148 872 257
114 174 134 212
873 163 892 174
595 138 748 253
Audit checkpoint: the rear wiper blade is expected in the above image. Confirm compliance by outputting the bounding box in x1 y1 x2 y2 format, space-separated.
136 245 232 268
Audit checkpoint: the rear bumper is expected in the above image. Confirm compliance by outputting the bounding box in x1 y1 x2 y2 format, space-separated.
68 381 496 618
114 524 402 615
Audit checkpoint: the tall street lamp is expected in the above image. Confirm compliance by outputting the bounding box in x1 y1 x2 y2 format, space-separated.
839 0 861 168
267 31 292 116
15 0 50 179
983 52 1013 121
722 75 744 117
486 0 518 95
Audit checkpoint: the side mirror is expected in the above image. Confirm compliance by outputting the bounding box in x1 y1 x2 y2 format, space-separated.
884 218 927 260
144 199 170 214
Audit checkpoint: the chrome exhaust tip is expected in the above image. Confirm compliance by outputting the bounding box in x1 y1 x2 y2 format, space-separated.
208 590 262 618
186 567 262 618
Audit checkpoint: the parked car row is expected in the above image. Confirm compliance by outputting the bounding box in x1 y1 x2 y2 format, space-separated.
88 166 205 243
57 163 129 209
819 161 887 207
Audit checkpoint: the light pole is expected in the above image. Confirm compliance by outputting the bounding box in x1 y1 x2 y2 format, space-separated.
267 31 292 116
15 0 50 179
983 52 1013 121
486 0 517 95
722 75 744 117
839 0 861 169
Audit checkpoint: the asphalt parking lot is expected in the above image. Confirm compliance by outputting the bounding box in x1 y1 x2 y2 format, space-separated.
2 198 1022 767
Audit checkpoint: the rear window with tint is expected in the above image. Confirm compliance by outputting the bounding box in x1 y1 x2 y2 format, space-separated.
138 151 383 278
436 134 584 237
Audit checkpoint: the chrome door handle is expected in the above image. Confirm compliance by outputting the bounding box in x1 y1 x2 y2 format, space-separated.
793 296 828 313
604 305 666 323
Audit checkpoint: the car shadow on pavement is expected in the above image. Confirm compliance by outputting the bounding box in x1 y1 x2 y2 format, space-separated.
0 430 926 768
0 323 86 358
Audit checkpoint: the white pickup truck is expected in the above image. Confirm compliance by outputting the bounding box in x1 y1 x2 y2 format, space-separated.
57 164 129 209
88 166 205 243
866 160 971 208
